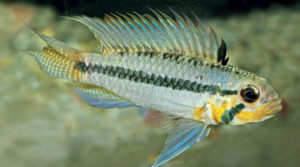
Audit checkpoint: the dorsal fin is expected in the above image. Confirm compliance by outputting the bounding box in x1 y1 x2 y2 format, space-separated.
66 9 229 65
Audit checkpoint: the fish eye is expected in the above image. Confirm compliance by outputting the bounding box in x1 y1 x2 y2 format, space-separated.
240 84 260 103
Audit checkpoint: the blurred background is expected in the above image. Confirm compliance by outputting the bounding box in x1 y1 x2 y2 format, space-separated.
0 0 299 167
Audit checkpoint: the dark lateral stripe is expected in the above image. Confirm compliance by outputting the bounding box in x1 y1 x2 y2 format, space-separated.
220 103 245 124
76 61 237 95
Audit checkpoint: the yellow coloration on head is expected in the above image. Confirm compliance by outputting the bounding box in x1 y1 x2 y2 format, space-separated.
235 98 282 123
235 112 257 122
207 95 240 124
210 100 229 123
207 77 283 125
193 96 241 125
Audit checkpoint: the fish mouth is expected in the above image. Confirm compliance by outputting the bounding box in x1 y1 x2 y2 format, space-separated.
260 98 282 117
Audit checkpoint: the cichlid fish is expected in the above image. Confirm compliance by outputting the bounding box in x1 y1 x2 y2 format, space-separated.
26 10 282 167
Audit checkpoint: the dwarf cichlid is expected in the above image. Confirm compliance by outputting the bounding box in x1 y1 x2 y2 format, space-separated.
26 9 282 167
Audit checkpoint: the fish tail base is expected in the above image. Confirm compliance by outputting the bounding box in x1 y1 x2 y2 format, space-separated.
30 47 81 80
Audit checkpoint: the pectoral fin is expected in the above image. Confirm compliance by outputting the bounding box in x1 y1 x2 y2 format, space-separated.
152 119 210 167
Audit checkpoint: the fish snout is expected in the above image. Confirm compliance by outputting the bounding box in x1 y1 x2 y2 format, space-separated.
262 98 282 116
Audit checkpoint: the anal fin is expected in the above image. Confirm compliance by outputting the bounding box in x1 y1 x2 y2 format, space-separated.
68 82 135 108
152 118 210 167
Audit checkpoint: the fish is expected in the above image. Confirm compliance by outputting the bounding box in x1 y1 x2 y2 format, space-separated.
26 9 282 167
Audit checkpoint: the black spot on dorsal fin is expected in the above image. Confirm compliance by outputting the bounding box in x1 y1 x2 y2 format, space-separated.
217 39 229 66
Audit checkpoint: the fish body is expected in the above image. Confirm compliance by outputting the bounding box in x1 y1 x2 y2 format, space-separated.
74 52 257 125
27 10 282 167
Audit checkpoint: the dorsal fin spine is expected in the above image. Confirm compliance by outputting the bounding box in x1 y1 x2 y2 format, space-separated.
143 10 166 51
160 11 185 54
114 14 138 52
118 14 138 50
109 14 132 52
184 15 202 56
78 16 111 52
109 14 133 51
121 13 145 51
96 18 119 51
133 13 157 50
150 11 179 52
144 13 169 51
128 13 152 52
209 27 219 62
147 9 175 51
101 17 118 51
89 17 114 51
129 13 152 52
171 10 193 56
133 12 158 51
193 15 210 59
104 16 127 52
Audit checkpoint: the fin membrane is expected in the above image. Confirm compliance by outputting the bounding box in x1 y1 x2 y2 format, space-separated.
35 32 78 57
152 119 210 167
67 9 227 65
68 82 135 108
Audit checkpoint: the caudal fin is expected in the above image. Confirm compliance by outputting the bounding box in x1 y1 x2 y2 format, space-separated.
26 32 83 80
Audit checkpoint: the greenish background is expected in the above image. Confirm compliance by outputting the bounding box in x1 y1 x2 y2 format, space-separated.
0 1 299 167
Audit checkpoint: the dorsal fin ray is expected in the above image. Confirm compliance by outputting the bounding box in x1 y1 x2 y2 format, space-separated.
66 9 229 65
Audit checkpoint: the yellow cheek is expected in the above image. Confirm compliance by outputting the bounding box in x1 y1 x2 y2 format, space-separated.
235 102 274 122
193 96 242 124
235 112 258 122
211 100 229 123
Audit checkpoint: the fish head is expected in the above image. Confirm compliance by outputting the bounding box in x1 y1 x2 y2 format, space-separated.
228 77 282 125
